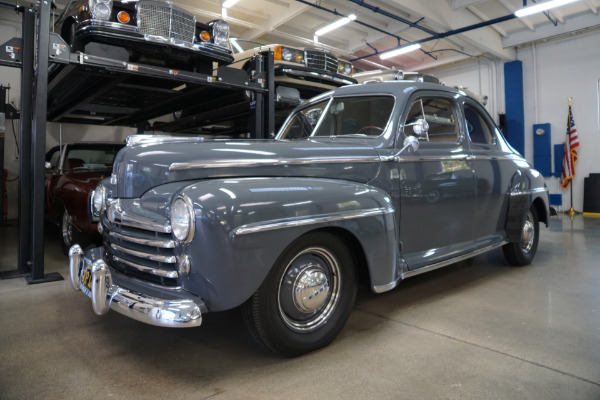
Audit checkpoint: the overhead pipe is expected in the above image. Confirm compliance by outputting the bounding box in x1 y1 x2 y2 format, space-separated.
347 0 438 36
350 13 518 62
294 0 436 60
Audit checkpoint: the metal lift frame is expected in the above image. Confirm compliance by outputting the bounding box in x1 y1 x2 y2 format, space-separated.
1 0 275 283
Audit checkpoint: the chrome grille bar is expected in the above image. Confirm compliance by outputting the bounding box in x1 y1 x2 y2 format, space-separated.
113 256 179 279
109 231 175 248
111 243 177 264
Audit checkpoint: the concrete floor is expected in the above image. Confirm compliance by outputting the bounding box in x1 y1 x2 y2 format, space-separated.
1 214 599 399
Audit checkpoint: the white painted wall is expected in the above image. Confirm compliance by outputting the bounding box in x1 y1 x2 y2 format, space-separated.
427 29 600 213
0 7 133 220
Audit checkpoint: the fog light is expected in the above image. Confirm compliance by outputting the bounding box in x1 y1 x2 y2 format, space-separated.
178 254 191 276
200 30 210 41
117 11 130 23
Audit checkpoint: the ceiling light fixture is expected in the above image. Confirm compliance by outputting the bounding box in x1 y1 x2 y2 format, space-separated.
222 0 240 9
514 0 581 18
379 43 421 60
315 14 357 37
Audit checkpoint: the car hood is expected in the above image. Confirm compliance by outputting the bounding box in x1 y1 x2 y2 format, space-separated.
111 138 382 198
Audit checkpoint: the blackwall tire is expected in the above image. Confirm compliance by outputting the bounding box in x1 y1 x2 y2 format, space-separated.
503 206 539 266
242 232 357 357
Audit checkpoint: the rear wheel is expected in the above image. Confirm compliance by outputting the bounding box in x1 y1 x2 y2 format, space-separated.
242 232 357 357
503 206 539 266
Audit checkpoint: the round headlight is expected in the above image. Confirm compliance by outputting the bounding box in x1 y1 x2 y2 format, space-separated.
211 20 230 47
281 47 293 62
171 196 195 244
92 185 106 216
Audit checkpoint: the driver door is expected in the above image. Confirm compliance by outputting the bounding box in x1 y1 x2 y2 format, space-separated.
397 94 477 270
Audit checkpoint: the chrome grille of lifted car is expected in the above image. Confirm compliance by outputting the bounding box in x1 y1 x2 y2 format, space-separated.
137 1 196 43
101 199 179 286
305 50 338 74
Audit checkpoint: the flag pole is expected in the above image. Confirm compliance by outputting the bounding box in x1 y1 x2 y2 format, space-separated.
566 97 578 217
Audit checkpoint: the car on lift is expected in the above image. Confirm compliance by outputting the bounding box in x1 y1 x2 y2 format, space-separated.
229 38 357 102
45 142 124 254
54 0 233 73
68 79 549 357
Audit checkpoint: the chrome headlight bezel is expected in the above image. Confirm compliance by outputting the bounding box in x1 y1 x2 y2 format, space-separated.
89 0 113 20
170 195 195 244
90 184 106 221
338 61 353 76
210 19 230 48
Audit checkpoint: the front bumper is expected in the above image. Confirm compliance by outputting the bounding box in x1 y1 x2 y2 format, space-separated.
69 244 204 328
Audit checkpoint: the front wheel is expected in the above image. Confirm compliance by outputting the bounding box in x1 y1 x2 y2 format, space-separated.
242 232 357 357
503 206 539 266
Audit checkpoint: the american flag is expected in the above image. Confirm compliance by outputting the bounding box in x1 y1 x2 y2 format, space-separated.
560 103 580 189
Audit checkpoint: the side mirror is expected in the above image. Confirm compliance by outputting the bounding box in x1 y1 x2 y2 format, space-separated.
403 135 419 153
394 136 419 160
412 118 429 136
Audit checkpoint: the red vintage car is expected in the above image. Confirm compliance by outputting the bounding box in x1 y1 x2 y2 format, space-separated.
45 142 124 253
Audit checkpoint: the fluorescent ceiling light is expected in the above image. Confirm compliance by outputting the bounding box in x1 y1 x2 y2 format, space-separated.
222 0 240 9
315 14 357 37
380 43 421 60
514 0 580 17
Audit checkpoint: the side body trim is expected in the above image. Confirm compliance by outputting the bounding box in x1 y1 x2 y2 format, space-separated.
232 207 393 236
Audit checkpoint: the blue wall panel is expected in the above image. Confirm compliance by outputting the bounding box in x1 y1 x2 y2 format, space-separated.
504 61 525 156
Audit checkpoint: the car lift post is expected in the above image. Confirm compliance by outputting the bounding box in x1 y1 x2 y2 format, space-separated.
26 0 63 283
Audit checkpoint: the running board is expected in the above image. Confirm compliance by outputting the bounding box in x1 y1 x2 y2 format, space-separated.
401 241 508 280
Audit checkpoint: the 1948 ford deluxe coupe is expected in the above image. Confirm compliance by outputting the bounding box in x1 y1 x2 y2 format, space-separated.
69 80 549 356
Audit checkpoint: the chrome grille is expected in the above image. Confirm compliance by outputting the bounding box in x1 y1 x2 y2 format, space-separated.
101 199 178 285
305 50 339 74
137 1 196 43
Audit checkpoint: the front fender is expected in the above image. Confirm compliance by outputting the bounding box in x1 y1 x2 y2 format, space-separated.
176 177 397 312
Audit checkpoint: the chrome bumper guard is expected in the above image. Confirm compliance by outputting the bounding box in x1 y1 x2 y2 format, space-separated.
69 244 203 328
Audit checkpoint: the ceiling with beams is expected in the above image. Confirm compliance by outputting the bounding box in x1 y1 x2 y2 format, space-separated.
55 0 600 72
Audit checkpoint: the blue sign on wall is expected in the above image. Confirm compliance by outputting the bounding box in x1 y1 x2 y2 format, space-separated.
533 123 551 176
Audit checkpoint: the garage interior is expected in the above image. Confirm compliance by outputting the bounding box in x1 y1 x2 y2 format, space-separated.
1 0 600 398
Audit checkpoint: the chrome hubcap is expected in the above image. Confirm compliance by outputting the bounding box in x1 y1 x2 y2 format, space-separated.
293 267 329 313
278 247 340 332
520 211 535 253
62 210 73 245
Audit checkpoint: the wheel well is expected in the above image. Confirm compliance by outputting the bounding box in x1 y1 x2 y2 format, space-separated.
532 197 548 227
310 227 371 287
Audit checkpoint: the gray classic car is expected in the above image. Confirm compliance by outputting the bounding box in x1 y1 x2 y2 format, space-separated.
69 80 549 356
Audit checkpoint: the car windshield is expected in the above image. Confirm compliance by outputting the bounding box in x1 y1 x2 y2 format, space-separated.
63 144 123 169
277 96 395 139
229 38 265 54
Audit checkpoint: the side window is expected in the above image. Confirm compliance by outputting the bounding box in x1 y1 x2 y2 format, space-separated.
464 103 494 145
405 97 459 142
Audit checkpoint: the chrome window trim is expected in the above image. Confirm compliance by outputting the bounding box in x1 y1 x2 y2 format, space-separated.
169 155 382 171
109 231 175 248
112 255 179 278
232 207 393 236
110 243 177 264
